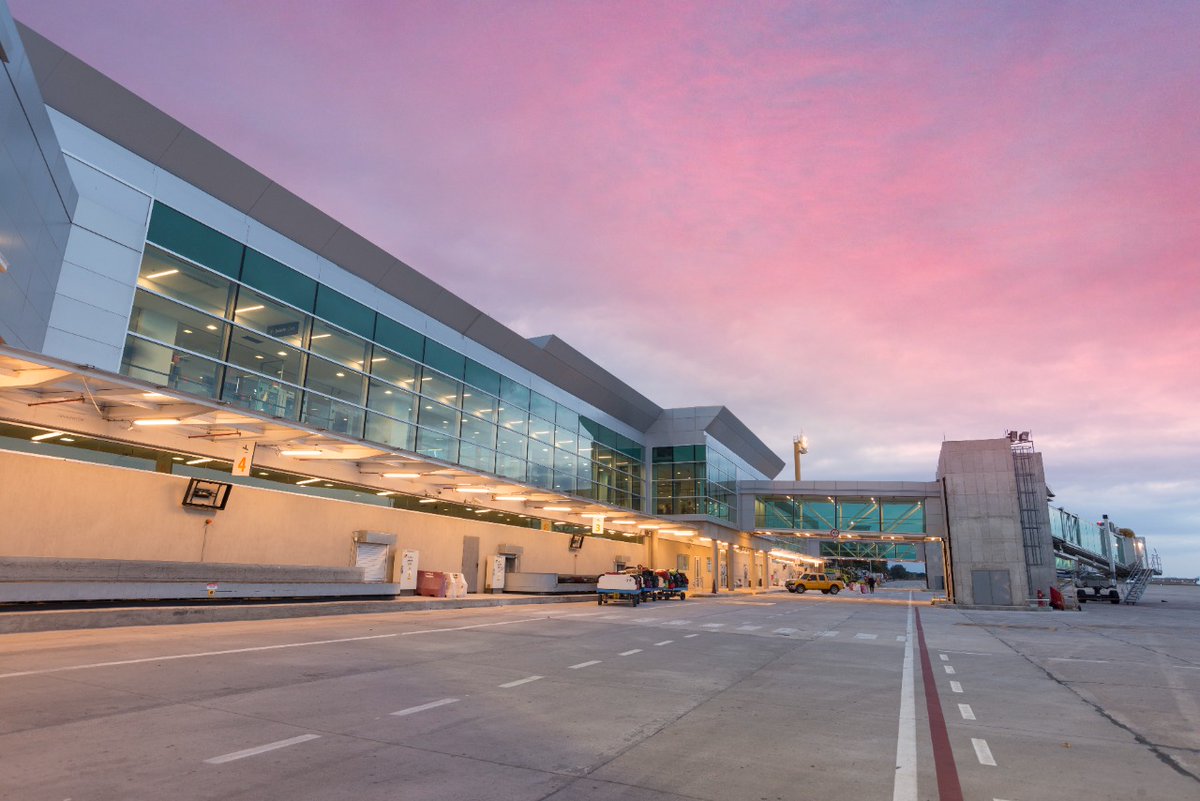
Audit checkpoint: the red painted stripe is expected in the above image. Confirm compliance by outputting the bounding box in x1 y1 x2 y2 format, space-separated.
915 608 964 801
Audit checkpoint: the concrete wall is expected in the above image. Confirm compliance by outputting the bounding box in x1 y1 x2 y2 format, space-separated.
0 449 722 589
937 438 1029 606
0 1 76 351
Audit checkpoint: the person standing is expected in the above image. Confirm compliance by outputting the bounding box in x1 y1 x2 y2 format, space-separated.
867 574 877 594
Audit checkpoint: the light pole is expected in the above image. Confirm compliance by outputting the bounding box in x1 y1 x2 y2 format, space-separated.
792 434 808 481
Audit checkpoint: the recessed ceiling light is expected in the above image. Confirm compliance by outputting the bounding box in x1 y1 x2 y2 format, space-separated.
182 329 193 334
295 478 321 485
382 472 421 479
30 431 63 441
235 305 264 313
144 268 178 279
59 437 75 443
418 498 438 504
542 506 572 512
277 351 287 357
133 418 181 426
280 449 322 457
185 458 212 466
335 372 345 378
206 324 218 331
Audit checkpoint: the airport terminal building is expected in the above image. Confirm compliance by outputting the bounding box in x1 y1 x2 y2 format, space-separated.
0 10 1151 608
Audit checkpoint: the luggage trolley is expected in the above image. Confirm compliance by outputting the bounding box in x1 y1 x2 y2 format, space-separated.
597 572 643 605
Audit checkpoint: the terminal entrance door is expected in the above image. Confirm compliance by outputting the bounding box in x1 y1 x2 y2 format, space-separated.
461 536 480 592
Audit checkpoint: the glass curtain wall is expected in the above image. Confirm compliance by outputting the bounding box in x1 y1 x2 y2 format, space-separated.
121 203 646 512
651 438 737 523
754 496 926 534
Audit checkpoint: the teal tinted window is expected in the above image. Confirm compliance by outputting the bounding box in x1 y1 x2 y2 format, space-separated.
882 501 925 534
500 376 530 409
555 405 579 431
802 500 836 530
241 249 316 311
530 391 555 422
375 316 425 361
464 359 501 395
138 246 232 317
838 499 881 532
146 203 243 279
314 285 374 338
424 340 465 379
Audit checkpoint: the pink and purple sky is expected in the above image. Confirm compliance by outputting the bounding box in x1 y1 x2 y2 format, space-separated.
14 1 1199 573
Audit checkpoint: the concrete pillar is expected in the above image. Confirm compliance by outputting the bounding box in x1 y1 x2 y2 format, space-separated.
711 539 720 594
647 532 657 570
750 551 760 590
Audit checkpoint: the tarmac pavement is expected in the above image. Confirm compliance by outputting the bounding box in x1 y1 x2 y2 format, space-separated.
0 585 1196 800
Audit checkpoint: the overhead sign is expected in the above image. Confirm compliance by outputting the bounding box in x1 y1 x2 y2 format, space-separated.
232 442 256 477
591 515 605 535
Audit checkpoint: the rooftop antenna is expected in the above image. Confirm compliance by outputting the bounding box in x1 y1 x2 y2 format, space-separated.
792 433 808 481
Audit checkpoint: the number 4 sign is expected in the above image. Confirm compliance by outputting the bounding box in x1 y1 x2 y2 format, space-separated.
232 442 256 477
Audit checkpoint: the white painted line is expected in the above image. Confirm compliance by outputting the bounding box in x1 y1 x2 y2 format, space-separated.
205 734 320 765
896 635 906 642
821 631 840 637
701 623 725 628
1047 657 1110 664
684 633 700 638
568 660 602 669
944 665 956 675
892 594 917 801
602 614 623 620
619 649 643 656
499 675 543 688
737 625 762 631
773 628 798 635
939 654 950 662
958 703 976 720
972 738 997 766
950 681 963 693
939 650 993 656
855 633 878 640
391 698 459 717
0 615 552 680
633 618 656 623
654 640 673 646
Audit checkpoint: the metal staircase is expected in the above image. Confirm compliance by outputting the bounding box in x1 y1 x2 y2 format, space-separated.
1122 554 1160 605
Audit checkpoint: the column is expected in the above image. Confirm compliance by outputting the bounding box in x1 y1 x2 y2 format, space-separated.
711 539 720 594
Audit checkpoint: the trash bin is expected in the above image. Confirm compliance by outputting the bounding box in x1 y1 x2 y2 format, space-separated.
417 570 447 597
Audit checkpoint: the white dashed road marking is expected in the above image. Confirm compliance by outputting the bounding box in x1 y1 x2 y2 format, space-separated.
619 649 642 656
737 625 762 631
972 738 997 766
944 665 956 675
950 681 963 693
820 631 839 637
569 660 601 669
939 654 950 661
958 703 976 720
773 628 797 635
701 623 725 628
684 633 700 638
499 675 542 688
654 640 673 646
896 635 906 641
205 734 320 765
854 633 878 640
392 698 459 716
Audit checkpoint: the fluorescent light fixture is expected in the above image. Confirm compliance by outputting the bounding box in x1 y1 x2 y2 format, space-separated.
59 437 75 443
133 418 181 426
144 268 178 279
142 392 167 399
698 537 712 543
371 357 387 363
610 519 636 525
636 524 662 529
494 495 527 501
418 498 438 504
579 513 606 518
474 509 490 514
185 458 212 466
456 488 491 493
280 449 322 457
382 472 421 479
542 506 572 512
235 304 265 313
295 478 322 485
172 457 184 461
276 351 287 357
182 329 193 334
310 333 331 340
335 372 345 378
206 324 218 331
375 491 394 496
30 431 63 441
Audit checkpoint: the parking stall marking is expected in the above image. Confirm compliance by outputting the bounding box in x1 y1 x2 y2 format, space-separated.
949 681 963 693
773 628 798 635
568 660 602 670
972 738 997 766
619 649 643 656
498 675 543 688
958 704 976 721
204 734 321 765
896 635 907 642
820 631 840 637
940 654 950 662
854 633 878 640
391 698 460 717
944 665 957 675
